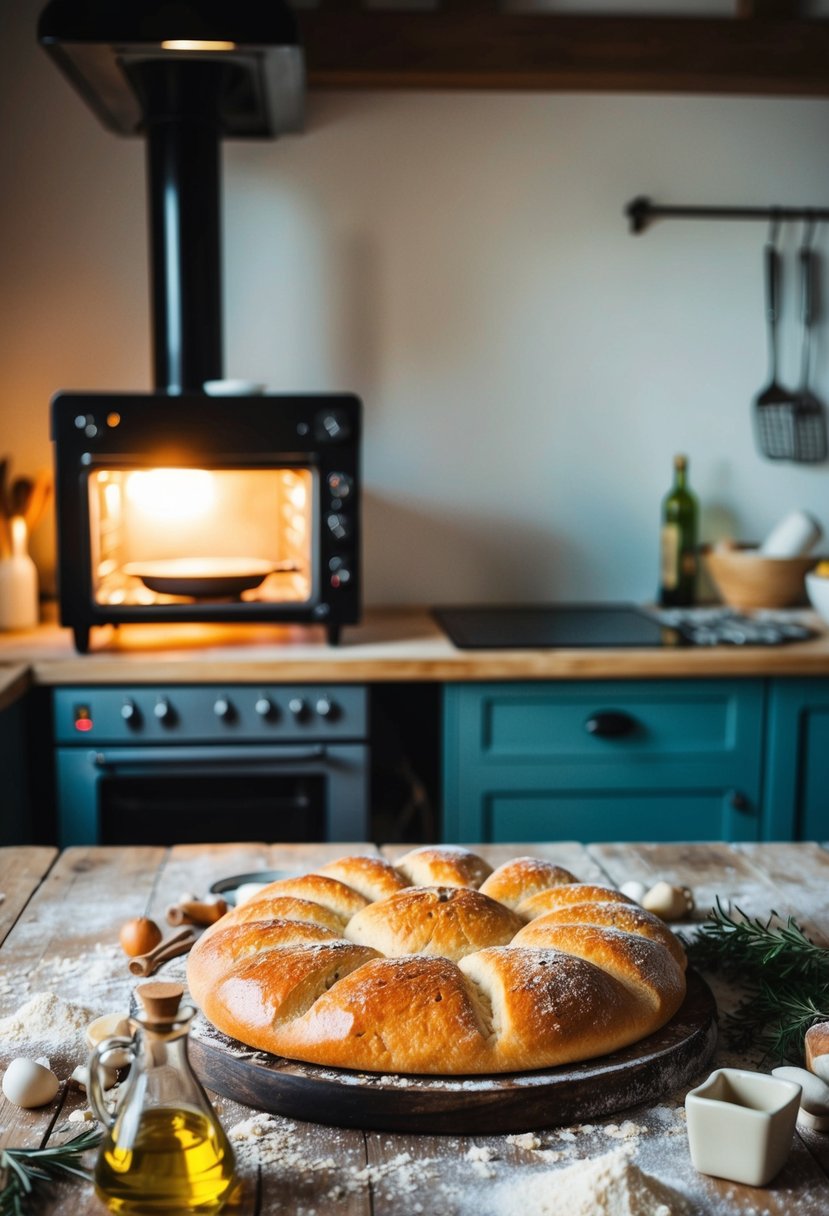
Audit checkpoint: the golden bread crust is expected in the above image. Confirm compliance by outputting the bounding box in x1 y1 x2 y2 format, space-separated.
313 855 411 903
479 857 578 910
187 848 687 1075
346 886 524 961
395 845 492 889
516 882 634 920
513 900 687 971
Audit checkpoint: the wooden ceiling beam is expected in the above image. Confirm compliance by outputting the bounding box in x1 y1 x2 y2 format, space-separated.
298 13 829 96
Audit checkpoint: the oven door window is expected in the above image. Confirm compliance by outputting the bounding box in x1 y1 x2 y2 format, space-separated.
87 467 315 607
99 773 325 845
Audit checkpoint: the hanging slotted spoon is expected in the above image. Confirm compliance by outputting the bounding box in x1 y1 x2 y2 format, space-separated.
790 220 827 463
754 219 800 460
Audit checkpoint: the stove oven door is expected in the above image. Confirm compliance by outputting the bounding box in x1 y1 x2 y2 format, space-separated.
55 743 368 846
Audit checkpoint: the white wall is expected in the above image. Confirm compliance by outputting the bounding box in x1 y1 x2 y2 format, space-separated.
2 0 828 605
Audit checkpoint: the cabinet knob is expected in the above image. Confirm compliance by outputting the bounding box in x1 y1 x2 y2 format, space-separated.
584 710 637 739
730 790 751 813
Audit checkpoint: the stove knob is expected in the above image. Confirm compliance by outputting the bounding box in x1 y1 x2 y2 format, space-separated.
326 513 351 541
316 410 351 443
327 472 353 501
154 698 175 725
315 696 338 720
214 697 234 722
255 697 277 720
288 697 308 720
120 699 141 728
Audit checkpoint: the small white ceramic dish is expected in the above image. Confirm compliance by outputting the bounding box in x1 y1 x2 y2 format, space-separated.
806 571 829 627
685 1067 801 1187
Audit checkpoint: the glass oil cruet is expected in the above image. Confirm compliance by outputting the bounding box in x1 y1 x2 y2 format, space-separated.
88 980 236 1214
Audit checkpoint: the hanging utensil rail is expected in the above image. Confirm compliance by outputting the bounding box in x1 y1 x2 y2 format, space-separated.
626 197 829 235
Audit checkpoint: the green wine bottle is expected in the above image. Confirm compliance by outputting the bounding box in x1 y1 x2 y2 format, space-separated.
659 454 698 607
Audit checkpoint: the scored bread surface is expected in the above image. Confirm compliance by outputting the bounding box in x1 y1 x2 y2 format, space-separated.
187 848 687 1075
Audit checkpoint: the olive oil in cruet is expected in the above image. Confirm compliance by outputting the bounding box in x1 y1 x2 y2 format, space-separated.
88 981 236 1214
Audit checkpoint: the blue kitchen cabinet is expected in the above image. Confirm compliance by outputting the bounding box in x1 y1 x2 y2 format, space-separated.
764 680 829 840
442 680 765 843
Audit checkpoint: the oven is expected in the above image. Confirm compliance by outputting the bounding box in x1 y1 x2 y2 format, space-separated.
52 391 361 652
53 684 369 847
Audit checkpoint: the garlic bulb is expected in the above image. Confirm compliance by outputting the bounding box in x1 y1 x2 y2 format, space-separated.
641 881 695 922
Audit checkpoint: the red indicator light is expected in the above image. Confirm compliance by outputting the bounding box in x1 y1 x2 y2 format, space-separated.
75 717 93 732
74 706 93 732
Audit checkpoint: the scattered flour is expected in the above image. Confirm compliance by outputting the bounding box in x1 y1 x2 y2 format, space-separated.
506 1132 541 1150
229 1111 439 1200
482 1148 689 1216
0 992 97 1058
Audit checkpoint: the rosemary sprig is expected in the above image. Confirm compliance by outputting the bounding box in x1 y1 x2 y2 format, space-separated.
683 898 829 1065
0 1126 102 1216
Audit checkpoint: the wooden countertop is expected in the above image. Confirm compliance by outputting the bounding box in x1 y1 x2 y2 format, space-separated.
1 841 829 1215
1 606 829 686
0 664 32 711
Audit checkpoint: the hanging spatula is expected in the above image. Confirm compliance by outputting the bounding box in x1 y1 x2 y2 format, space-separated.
790 221 827 463
754 223 800 460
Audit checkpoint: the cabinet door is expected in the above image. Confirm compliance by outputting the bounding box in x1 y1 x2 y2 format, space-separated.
443 679 764 844
764 680 829 840
485 790 755 844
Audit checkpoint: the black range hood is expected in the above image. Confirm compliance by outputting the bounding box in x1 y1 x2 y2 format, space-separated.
38 0 305 393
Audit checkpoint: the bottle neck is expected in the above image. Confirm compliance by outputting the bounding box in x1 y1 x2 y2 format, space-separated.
673 463 688 492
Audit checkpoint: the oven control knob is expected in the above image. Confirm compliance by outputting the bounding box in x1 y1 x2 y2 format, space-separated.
255 697 277 720
326 513 351 541
120 699 141 728
315 410 351 443
214 697 234 722
327 472 353 502
154 698 175 725
315 696 338 720
288 697 308 720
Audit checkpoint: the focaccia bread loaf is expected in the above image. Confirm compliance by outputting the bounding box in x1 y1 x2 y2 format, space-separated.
187 846 687 1075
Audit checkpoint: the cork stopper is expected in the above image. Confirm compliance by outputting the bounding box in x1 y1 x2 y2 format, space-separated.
136 981 185 1025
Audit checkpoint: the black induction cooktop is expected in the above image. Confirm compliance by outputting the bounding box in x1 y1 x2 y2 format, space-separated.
433 604 677 649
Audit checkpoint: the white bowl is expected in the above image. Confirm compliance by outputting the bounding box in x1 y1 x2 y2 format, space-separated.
685 1067 801 1187
806 570 829 626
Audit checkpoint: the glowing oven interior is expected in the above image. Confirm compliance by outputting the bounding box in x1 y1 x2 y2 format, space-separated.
88 467 315 606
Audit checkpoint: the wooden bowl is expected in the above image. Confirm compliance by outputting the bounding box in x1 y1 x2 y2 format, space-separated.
701 545 817 611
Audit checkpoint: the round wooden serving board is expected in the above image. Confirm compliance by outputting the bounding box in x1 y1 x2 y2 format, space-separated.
189 969 717 1134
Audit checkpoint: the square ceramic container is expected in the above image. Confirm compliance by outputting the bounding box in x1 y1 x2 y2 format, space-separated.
686 1068 801 1187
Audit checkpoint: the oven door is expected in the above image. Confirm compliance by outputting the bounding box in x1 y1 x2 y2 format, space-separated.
55 743 369 846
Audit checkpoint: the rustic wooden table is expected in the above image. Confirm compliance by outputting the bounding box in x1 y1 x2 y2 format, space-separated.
2 841 829 1215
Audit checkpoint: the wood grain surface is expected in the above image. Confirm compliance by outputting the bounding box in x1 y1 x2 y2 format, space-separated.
1 841 829 1215
1 607 829 685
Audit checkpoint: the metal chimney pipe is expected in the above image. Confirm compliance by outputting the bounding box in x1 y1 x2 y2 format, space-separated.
131 59 225 393
39 0 305 392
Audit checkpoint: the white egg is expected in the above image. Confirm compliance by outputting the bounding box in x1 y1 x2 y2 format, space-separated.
2 1057 60 1108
